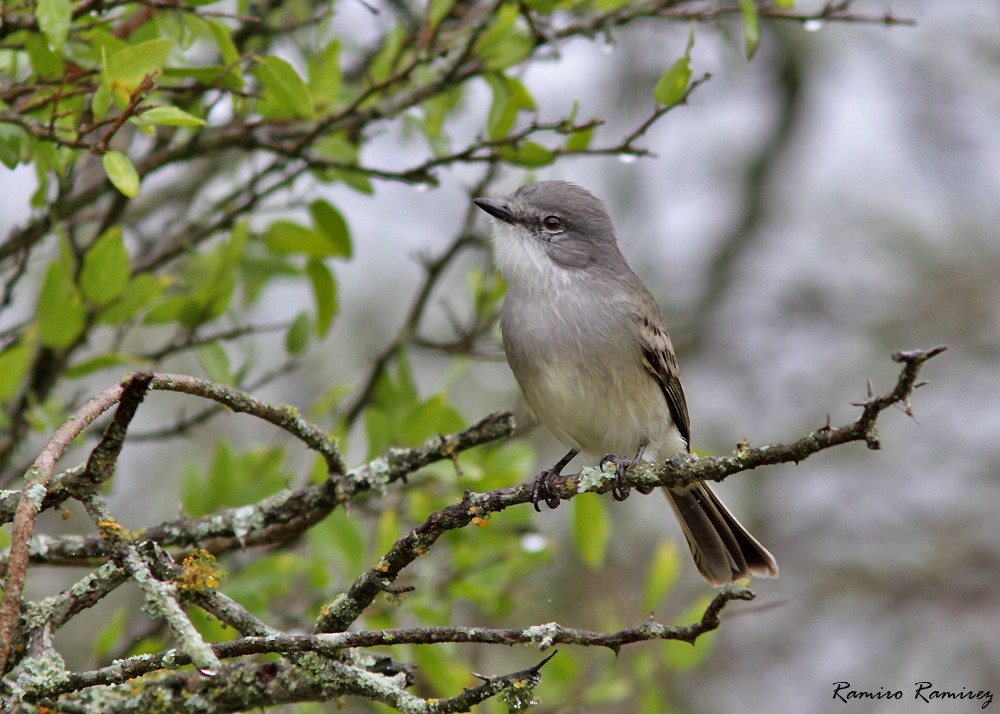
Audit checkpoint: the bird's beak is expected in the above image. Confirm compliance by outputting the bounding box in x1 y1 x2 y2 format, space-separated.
473 197 515 225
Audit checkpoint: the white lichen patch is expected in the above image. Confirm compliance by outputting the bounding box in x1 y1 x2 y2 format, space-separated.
351 457 392 496
524 622 560 650
230 505 264 540
576 463 614 493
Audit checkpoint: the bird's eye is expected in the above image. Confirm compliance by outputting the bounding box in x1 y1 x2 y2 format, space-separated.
542 215 562 231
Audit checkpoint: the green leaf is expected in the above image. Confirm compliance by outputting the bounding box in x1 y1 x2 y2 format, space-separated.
36 0 73 51
94 608 127 659
254 55 314 119
572 494 609 569
308 199 352 257
565 125 594 152
24 32 64 78
80 228 130 306
739 0 761 59
64 353 145 379
497 141 555 168
308 39 341 112
475 4 533 71
102 151 140 198
642 540 681 612
135 106 206 127
305 258 338 337
96 273 166 324
37 258 86 350
0 124 29 169
161 66 244 91
312 133 373 193
206 18 240 65
653 31 694 107
195 342 232 384
102 39 174 108
285 311 311 354
0 342 33 403
485 73 535 141
309 506 366 575
367 23 405 85
264 220 344 258
375 507 400 557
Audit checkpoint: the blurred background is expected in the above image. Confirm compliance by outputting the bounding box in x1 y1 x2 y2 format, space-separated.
2 0 998 711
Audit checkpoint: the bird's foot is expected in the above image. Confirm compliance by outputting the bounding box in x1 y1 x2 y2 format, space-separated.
530 468 563 512
601 442 650 501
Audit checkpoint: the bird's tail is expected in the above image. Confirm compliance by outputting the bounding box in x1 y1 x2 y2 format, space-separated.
663 483 778 586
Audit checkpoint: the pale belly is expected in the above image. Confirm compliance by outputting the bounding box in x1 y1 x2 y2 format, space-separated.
515 354 687 461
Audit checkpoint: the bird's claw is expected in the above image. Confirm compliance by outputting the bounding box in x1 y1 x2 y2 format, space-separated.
530 469 562 511
601 453 633 501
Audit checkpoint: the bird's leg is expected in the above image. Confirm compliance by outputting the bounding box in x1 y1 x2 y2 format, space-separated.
601 441 648 501
531 449 578 511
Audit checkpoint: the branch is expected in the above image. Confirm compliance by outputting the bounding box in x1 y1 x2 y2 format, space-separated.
317 347 944 633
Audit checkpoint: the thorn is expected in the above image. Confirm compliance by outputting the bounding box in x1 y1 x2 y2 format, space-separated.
867 379 875 399
530 650 558 674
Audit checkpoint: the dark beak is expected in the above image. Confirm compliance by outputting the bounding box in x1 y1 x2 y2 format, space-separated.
473 197 515 225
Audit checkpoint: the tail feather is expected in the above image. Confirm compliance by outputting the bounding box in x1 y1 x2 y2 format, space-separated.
664 483 778 586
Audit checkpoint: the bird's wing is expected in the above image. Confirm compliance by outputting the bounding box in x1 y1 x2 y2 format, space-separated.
637 315 691 449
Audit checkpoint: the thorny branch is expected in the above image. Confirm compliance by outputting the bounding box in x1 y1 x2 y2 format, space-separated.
0 346 943 710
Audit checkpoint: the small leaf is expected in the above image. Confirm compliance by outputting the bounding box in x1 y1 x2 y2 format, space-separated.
642 540 681 612
0 124 29 169
0 342 33 402
308 199 352 257
195 342 232 384
305 258 338 337
739 0 761 59
285 311 311 354
653 32 694 107
572 495 610 569
265 220 343 258
102 151 140 198
565 125 594 152
80 228 130 306
497 141 555 168
206 18 240 65
36 0 72 51
475 5 533 71
308 39 341 111
135 106 206 126
254 55 314 119
485 73 535 141
96 273 166 324
376 507 400 557
65 353 145 379
37 259 86 349
102 39 174 107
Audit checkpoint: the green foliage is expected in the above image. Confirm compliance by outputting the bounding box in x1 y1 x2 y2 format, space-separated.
572 494 610 569
36 243 87 350
739 0 762 59
254 55 316 120
182 441 291 517
80 228 130 307
654 29 695 107
102 151 140 197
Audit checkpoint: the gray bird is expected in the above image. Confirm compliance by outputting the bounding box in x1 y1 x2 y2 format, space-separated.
474 180 778 585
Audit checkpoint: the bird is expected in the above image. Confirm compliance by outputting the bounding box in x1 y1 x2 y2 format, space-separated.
473 180 778 586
